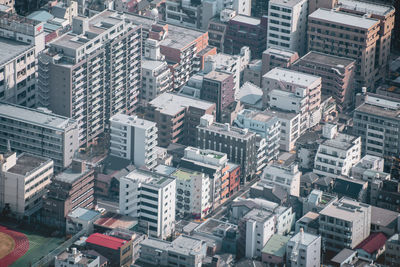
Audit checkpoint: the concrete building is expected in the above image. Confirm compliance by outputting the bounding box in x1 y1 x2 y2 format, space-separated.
109 114 158 170
243 59 262 87
261 152 301 197
55 248 100 267
234 109 281 163
145 92 215 147
197 114 257 181
139 235 207 266
262 234 291 267
314 124 361 178
171 168 211 219
66 207 101 235
286 229 321 267
267 0 308 55
307 8 386 89
119 169 176 239
201 70 235 122
385 234 400 267
319 197 371 252
262 47 299 75
302 189 338 215
0 152 53 219
43 161 95 229
0 102 79 171
292 51 356 111
263 67 322 132
37 10 142 147
309 0 337 14
207 9 235 52
238 208 276 258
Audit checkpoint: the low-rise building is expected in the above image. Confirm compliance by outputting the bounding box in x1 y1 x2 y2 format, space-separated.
66 207 101 235
262 47 299 75
295 212 319 236
286 230 321 267
262 234 291 267
302 189 338 215
55 248 100 267
385 234 400 267
355 232 387 262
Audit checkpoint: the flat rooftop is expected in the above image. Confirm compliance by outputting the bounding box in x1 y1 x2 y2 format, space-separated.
243 208 273 223
172 168 205 181
355 94 400 119
264 47 298 58
94 212 137 230
331 248 356 264
55 167 93 184
0 11 41 26
264 67 321 88
289 231 319 246
263 108 299 120
320 197 370 221
149 93 214 116
200 122 255 139
142 235 204 255
0 102 76 130
7 153 52 176
309 8 379 29
321 133 359 150
57 250 97 264
371 206 399 227
239 109 278 124
0 37 34 66
142 59 166 70
195 218 237 235
338 0 394 16
270 0 305 7
68 207 100 221
124 168 175 188
204 70 231 82
110 113 156 129
299 51 355 68
230 15 260 26
262 234 291 257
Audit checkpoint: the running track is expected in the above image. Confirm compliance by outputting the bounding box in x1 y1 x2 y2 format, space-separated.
0 226 29 267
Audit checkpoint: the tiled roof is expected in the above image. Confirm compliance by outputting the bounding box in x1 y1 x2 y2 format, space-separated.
86 233 126 250
356 233 387 254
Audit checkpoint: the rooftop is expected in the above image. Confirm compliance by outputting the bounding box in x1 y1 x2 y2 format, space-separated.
270 0 306 8
243 208 274 223
320 197 370 221
172 168 205 181
263 108 299 120
0 37 34 66
141 235 204 255
7 153 52 176
264 67 321 88
298 51 355 68
338 0 394 16
0 102 76 130
195 218 237 236
26 10 54 22
321 133 359 150
262 234 291 257
355 95 400 119
68 207 100 222
124 168 175 188
94 212 137 230
56 250 98 264
0 11 41 26
309 8 379 30
204 70 232 82
141 59 166 70
54 167 93 184
230 15 260 26
355 233 387 254
235 82 263 106
289 231 320 246
331 248 357 264
200 122 255 139
86 233 127 250
264 47 298 58
110 113 156 129
370 206 399 227
149 93 214 116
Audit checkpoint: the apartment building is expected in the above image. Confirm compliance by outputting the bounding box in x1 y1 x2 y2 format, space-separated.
385 234 400 267
319 197 371 252
292 51 356 111
261 152 301 197
286 230 321 267
110 114 158 170
353 93 400 171
234 109 281 163
146 92 215 147
38 10 142 147
139 235 207 266
262 47 299 75
180 146 231 206
171 168 211 219
263 67 322 131
314 124 361 178
267 0 308 55
201 70 235 122
119 169 176 239
0 152 53 219
43 161 95 229
302 189 338 215
224 15 268 58
238 208 275 258
197 114 257 181
308 8 381 89
207 9 236 52
0 102 79 171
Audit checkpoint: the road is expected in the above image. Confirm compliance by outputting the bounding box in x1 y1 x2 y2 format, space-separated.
97 197 119 213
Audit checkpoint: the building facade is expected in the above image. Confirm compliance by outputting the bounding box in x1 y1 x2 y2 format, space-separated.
286 230 321 267
262 47 299 75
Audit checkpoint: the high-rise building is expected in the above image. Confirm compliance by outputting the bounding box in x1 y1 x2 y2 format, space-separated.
110 114 158 170
38 10 142 147
119 169 176 239
0 102 79 171
267 0 308 55
286 229 321 267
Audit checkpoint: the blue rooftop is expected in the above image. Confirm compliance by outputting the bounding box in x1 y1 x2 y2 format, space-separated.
68 207 100 221
27 10 54 22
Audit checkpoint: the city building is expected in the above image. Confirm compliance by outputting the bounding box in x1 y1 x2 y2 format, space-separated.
0 102 79 171
201 70 235 121
243 59 262 87
224 15 268 58
228 162 241 195
207 9 236 52
119 169 176 239
267 0 308 55
370 206 399 237
238 208 276 258
43 161 95 229
286 229 321 267
37 10 142 147
262 234 291 267
319 197 371 252
139 235 207 266
385 234 400 267
55 248 100 267
314 124 361 178
171 168 211 219
109 114 158 170
292 51 356 111
261 152 301 197
0 152 53 219
308 8 381 89
295 212 319 235
235 82 263 110
234 109 281 163
145 92 215 147
197 114 257 181
355 232 387 262
262 47 299 75
66 207 101 235
302 189 337 215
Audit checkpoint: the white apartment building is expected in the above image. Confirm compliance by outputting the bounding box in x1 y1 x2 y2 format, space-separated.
0 152 53 219
234 109 281 163
263 67 322 133
314 124 361 178
267 0 308 55
171 168 211 219
261 153 301 197
319 197 371 252
119 169 176 239
351 155 385 180
55 248 99 267
286 229 321 267
239 208 275 258
110 114 158 170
